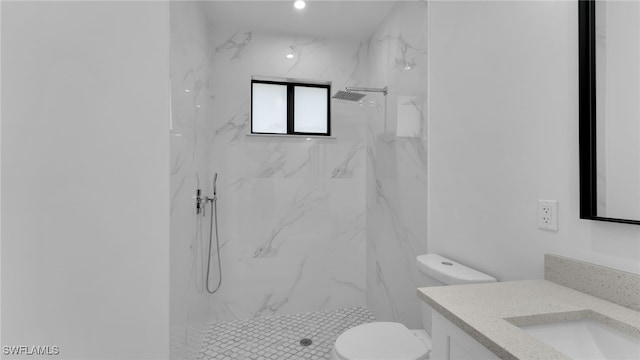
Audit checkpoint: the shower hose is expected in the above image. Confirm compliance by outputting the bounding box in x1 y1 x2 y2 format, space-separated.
205 187 222 294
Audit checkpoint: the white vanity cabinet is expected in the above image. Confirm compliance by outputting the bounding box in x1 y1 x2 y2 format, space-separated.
431 311 500 360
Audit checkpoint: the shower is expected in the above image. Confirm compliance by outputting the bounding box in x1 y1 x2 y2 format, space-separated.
332 86 388 101
333 86 389 131
195 173 222 294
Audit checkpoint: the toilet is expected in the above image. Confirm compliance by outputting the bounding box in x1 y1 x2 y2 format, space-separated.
332 254 497 360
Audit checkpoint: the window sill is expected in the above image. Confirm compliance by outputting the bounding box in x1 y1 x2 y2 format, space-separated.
246 133 336 139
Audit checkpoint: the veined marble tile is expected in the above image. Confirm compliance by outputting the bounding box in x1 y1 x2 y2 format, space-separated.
170 1 427 340
365 1 429 329
202 26 371 323
170 3 218 360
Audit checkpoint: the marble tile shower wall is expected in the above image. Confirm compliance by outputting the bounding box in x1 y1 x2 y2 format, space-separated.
206 29 369 321
170 5 430 355
170 3 216 360
365 2 429 328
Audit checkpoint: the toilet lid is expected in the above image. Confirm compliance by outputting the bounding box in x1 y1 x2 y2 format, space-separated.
335 322 429 360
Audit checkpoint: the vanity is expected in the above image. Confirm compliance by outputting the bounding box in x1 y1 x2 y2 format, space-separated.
418 254 640 360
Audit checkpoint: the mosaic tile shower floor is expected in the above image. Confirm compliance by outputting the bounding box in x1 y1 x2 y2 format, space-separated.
197 306 376 360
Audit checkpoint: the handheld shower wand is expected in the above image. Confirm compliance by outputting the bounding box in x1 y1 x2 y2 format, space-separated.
193 173 222 294
213 172 217 197
205 173 221 294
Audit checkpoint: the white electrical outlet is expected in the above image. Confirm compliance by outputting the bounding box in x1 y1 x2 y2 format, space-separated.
538 200 558 231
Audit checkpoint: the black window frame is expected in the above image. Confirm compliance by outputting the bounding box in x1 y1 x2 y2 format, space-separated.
250 79 331 136
578 0 640 225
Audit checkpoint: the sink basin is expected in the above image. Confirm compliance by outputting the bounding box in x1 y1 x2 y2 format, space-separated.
520 319 640 359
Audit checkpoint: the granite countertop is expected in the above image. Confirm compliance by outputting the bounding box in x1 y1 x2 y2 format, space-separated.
418 279 640 360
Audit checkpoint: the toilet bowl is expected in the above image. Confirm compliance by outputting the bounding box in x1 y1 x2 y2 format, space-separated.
331 254 497 360
332 322 431 360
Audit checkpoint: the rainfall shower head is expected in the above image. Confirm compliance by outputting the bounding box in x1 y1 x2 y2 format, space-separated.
332 86 388 102
332 90 367 102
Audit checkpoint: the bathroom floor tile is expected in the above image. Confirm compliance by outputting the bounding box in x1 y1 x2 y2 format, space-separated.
172 322 210 360
197 306 375 360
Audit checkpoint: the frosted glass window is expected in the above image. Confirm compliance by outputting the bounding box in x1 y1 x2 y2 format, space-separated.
252 83 287 134
251 78 330 136
294 86 328 134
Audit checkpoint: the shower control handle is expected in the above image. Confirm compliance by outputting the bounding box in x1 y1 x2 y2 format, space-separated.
195 189 204 215
195 174 219 216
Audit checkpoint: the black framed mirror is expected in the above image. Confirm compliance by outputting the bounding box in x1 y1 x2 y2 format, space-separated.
579 0 640 225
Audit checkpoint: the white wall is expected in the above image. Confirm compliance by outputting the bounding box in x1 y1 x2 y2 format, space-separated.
1 2 170 359
428 0 640 281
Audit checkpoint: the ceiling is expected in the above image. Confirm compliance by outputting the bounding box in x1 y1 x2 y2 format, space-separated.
202 0 398 42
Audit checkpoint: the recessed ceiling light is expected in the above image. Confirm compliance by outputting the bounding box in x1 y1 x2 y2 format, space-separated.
286 53 295 59
294 1 306 10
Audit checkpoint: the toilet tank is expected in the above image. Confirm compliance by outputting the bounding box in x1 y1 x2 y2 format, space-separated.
416 254 497 335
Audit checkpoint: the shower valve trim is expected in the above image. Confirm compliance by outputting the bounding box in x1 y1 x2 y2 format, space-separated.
195 174 218 216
